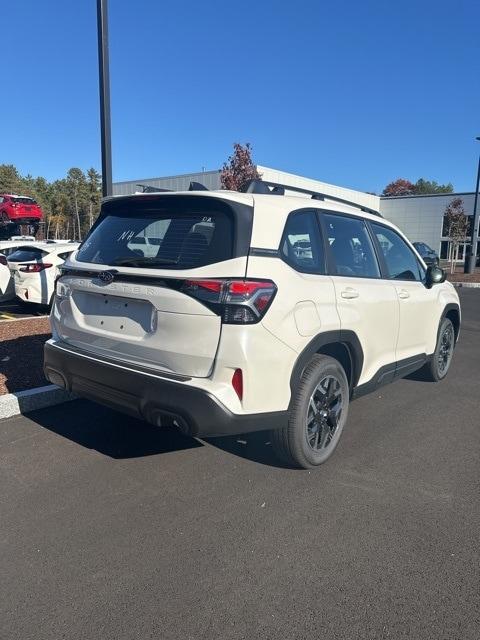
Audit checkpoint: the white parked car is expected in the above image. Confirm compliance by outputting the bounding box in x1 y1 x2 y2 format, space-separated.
9 235 36 242
0 252 13 302
44 181 460 468
8 243 79 307
0 241 48 302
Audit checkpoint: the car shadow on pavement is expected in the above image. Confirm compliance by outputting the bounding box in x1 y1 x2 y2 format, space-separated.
26 400 203 459
404 368 436 382
204 431 292 469
25 399 289 466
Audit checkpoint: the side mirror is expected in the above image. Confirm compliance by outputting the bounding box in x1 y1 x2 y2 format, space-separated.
425 265 446 288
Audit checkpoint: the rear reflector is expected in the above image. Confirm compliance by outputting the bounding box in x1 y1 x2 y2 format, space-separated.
232 369 243 401
182 279 277 324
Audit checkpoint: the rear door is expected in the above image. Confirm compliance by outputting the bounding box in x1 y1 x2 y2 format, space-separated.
53 194 253 378
320 212 399 386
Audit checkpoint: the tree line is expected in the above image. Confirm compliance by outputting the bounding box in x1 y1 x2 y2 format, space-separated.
0 164 102 240
382 177 454 197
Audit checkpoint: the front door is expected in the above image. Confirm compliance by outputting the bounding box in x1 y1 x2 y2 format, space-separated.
369 222 438 364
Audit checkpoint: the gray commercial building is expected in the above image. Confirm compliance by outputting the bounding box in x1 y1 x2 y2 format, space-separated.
380 192 477 262
113 166 478 262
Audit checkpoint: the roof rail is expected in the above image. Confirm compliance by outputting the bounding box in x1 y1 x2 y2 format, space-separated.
135 182 209 193
241 179 382 217
136 184 172 193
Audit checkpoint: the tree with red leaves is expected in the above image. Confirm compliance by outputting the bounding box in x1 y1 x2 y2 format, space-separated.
382 178 415 197
220 143 261 191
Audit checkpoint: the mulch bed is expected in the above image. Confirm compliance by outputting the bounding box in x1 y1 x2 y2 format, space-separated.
0 318 51 395
447 269 480 283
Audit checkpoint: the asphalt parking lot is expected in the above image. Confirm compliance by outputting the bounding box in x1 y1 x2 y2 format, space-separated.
0 299 47 321
1 289 479 639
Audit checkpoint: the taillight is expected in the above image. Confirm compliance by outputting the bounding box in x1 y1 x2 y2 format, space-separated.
0 256 7 266
19 263 53 273
182 279 277 324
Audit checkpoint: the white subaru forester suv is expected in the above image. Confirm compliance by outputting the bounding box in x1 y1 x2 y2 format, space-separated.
44 180 460 469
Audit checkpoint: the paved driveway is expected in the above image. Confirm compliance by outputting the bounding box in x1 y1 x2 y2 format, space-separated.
1 290 479 639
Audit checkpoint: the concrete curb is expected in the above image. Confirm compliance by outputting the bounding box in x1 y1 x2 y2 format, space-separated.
450 282 480 288
0 385 77 420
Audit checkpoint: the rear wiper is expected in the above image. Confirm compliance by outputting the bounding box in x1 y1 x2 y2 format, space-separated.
114 256 179 267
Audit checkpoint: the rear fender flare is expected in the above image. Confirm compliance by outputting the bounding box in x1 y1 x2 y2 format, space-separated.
289 330 364 396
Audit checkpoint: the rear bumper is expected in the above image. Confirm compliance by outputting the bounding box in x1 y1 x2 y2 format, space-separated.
44 340 287 438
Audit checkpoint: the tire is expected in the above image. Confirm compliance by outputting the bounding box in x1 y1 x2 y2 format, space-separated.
422 317 455 382
271 355 349 469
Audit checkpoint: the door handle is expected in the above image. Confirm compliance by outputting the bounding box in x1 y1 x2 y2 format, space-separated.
398 289 410 299
341 288 359 299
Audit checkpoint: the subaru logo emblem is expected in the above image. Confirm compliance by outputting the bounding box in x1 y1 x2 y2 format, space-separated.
98 270 115 284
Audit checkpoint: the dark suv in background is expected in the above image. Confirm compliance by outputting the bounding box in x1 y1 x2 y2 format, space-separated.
413 242 439 267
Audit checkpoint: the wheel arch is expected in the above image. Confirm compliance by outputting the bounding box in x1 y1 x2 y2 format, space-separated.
442 303 460 341
290 330 364 396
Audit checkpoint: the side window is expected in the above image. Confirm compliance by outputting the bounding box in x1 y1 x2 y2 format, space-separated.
281 210 325 273
371 223 424 281
323 213 380 278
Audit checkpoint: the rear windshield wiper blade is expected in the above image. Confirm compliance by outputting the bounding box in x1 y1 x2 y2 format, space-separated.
114 256 179 266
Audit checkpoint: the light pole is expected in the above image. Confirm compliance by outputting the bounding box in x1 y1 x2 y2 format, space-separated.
465 136 480 273
97 0 112 197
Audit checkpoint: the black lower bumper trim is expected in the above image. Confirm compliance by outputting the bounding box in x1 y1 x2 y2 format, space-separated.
44 342 287 438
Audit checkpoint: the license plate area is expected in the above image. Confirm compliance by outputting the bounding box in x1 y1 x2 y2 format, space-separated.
73 291 156 336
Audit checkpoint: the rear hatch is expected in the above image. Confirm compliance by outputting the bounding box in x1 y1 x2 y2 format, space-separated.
53 193 253 377
11 197 42 220
7 246 50 285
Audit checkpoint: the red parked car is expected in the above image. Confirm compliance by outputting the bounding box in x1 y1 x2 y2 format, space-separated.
0 194 43 226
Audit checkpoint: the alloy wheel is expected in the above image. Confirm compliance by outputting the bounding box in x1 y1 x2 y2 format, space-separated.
306 375 343 452
438 324 454 375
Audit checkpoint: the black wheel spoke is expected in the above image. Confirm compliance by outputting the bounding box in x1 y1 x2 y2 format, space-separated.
306 375 344 452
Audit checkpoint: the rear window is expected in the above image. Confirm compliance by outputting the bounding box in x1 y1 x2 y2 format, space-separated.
8 248 48 262
12 197 36 205
76 197 237 269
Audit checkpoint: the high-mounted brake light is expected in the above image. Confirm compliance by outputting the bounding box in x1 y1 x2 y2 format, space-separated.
19 263 53 273
182 278 277 324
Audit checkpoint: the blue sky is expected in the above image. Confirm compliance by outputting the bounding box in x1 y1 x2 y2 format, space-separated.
1 0 479 193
